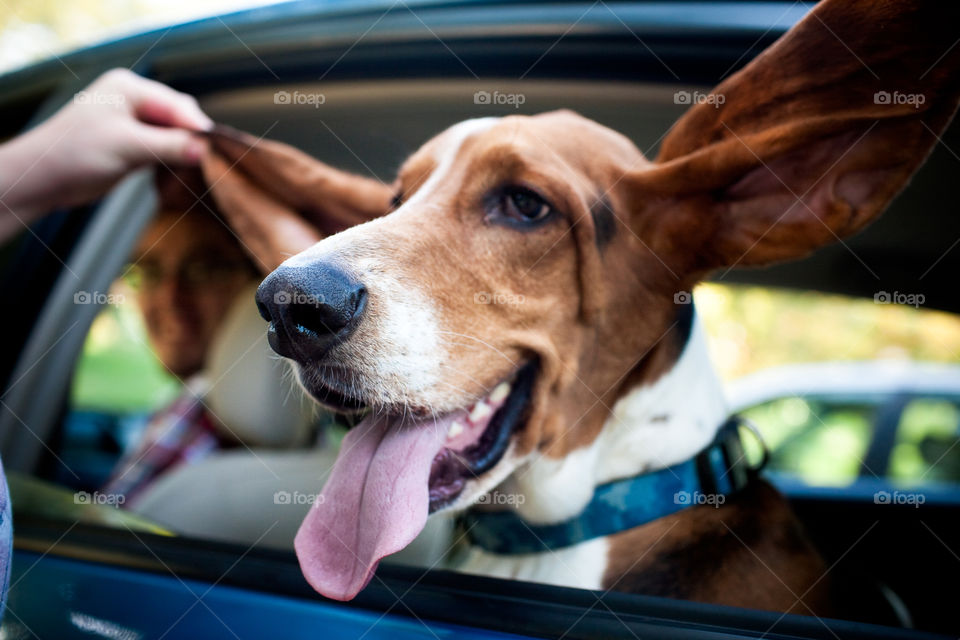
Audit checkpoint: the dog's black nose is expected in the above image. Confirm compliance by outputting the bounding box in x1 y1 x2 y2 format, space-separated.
256 263 367 361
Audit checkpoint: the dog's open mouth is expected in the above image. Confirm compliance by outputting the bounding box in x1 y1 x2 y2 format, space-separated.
427 361 536 511
294 361 537 601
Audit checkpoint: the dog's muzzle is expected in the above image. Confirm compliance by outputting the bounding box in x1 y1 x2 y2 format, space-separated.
255 262 367 362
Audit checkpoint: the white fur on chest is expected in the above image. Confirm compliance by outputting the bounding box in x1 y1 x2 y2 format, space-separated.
456 537 610 590
500 315 728 525
456 313 728 582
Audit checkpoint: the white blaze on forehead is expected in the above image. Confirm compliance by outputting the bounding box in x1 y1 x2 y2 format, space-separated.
284 115 500 267
279 116 502 409
400 116 500 210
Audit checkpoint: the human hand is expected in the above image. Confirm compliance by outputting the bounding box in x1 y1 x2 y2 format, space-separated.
0 68 212 230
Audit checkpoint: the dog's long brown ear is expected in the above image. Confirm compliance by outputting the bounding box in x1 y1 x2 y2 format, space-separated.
201 125 393 272
630 0 960 274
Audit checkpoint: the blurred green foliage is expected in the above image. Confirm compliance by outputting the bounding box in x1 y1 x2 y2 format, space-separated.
70 298 178 413
696 283 960 381
0 0 273 74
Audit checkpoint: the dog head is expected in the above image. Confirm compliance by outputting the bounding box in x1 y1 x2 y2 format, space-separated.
234 0 960 601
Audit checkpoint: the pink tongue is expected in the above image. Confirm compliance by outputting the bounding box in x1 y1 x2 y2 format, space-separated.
294 412 455 600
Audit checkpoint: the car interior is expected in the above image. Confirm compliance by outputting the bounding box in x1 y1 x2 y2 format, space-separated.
1 3 959 637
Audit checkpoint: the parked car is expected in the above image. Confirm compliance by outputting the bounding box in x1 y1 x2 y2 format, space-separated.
1 1 958 638
729 360 960 498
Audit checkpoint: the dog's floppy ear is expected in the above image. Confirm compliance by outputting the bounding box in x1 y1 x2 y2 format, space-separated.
630 0 960 274
201 125 393 272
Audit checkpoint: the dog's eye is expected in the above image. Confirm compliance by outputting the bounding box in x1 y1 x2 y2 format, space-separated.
502 187 553 222
390 192 404 210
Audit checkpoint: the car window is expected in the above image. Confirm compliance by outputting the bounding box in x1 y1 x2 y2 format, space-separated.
740 396 875 486
11 175 326 550
1 68 956 638
56 290 179 489
890 398 960 486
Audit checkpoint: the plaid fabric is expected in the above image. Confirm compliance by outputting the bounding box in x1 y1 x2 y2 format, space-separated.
102 379 235 507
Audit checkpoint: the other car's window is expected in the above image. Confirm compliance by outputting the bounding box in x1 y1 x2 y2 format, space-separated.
890 398 960 485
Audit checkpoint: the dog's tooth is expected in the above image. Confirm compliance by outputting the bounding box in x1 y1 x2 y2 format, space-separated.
448 421 465 439
489 382 511 404
469 401 493 424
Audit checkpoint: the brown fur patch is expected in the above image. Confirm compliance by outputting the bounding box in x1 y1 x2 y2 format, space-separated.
603 481 832 616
